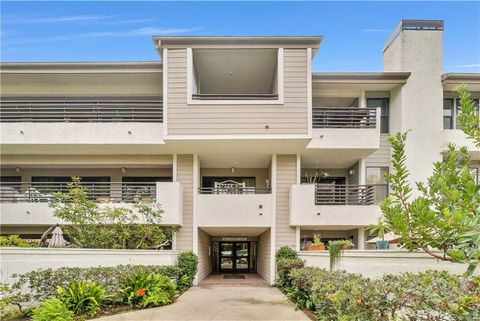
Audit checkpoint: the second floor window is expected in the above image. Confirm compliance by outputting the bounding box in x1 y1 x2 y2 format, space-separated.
443 97 480 129
367 98 389 133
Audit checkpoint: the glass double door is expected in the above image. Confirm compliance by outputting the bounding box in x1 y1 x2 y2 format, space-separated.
219 242 250 273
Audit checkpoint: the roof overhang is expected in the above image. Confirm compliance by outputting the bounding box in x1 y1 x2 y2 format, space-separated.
442 73 480 91
0 62 163 74
153 36 323 58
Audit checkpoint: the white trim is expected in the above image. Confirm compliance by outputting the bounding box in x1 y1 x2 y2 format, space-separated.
163 49 168 136
172 154 177 182
296 154 301 185
270 154 277 285
295 226 300 252
164 134 311 140
359 158 366 185
186 48 284 106
360 90 366 108
192 154 199 256
307 48 313 137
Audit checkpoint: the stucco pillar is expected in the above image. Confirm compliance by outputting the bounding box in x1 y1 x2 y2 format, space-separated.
357 227 366 250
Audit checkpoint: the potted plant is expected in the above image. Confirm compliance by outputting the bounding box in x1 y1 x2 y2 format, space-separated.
367 219 391 250
327 239 354 271
308 233 326 251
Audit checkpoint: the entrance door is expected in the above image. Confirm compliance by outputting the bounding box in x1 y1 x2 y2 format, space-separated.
219 242 250 273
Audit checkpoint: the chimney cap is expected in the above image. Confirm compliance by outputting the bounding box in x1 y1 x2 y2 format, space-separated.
383 19 444 52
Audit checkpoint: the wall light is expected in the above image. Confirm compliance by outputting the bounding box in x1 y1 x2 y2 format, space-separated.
15 167 21 172
121 167 127 174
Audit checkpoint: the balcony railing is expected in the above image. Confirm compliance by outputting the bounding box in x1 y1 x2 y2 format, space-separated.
0 182 157 203
198 187 271 194
0 98 163 123
312 107 376 129
314 184 387 205
192 94 278 100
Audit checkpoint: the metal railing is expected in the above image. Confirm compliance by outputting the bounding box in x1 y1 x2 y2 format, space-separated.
315 184 386 205
198 187 271 194
192 94 278 100
0 98 163 122
0 182 157 203
312 107 377 129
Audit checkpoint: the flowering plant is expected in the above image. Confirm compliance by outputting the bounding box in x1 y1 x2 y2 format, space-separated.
135 289 145 297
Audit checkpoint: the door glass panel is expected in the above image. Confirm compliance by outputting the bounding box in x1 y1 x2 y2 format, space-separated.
236 258 248 270
236 243 249 257
220 243 233 257
221 258 233 270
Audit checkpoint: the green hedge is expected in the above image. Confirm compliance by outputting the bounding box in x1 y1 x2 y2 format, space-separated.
276 258 305 288
278 266 480 321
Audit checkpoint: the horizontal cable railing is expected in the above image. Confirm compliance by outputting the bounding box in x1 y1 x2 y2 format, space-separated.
315 184 385 205
192 94 278 100
0 98 163 123
198 187 271 195
0 182 157 203
312 107 377 129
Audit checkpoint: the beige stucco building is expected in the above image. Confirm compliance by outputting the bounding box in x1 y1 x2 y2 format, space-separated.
1 20 479 284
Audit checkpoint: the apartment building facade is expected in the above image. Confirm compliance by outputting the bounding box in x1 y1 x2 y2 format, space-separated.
1 20 479 284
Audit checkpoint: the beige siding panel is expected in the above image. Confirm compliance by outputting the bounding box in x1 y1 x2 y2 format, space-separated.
257 229 271 283
167 49 309 136
176 154 194 251
275 155 297 249
197 229 212 282
366 134 391 167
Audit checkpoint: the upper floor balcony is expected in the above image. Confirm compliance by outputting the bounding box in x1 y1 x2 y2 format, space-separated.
307 107 381 151
0 181 182 226
0 97 165 150
289 183 384 227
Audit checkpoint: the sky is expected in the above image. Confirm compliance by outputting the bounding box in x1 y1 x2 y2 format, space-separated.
1 1 479 72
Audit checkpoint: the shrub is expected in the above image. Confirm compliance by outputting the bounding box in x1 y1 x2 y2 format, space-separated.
177 251 198 287
275 246 298 262
31 297 73 321
276 258 304 289
120 272 177 308
0 235 38 248
286 267 327 311
327 239 353 271
57 280 106 317
9 264 182 311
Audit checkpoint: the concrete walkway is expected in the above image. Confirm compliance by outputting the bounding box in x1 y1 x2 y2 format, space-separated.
95 285 310 321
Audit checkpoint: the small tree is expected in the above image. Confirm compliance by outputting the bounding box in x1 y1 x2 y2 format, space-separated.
381 86 480 275
50 177 178 249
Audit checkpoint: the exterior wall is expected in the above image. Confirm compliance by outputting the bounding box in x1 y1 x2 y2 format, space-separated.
1 123 164 146
0 248 178 284
290 184 382 227
166 49 309 136
257 229 271 283
200 168 270 188
348 162 359 185
275 155 297 249
441 130 480 157
384 29 444 184
196 228 212 283
197 194 272 227
1 73 163 96
175 155 194 251
365 134 390 167
299 250 467 278
1 155 173 166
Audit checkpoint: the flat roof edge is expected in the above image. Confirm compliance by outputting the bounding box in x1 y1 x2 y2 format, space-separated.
442 73 480 83
312 72 411 83
154 36 323 48
1 61 163 73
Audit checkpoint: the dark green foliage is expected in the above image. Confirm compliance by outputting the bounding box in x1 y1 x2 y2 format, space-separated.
275 246 298 262
120 272 177 308
56 280 106 317
31 298 73 321
275 258 305 288
177 251 198 288
0 235 38 248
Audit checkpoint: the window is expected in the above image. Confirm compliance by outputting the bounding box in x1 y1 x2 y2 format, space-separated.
366 167 388 203
443 99 454 129
367 98 389 133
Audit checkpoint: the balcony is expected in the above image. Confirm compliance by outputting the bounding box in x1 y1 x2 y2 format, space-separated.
0 98 165 150
307 107 380 151
441 130 480 158
197 187 272 227
0 181 182 226
290 184 383 227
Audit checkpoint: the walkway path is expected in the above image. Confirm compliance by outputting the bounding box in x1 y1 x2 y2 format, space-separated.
96 279 310 320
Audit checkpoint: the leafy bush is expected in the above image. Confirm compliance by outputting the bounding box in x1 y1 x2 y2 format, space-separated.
0 235 38 248
57 280 106 317
120 272 177 308
31 297 73 321
275 246 298 262
327 239 354 271
8 264 181 311
276 258 304 288
49 177 178 249
177 251 198 288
